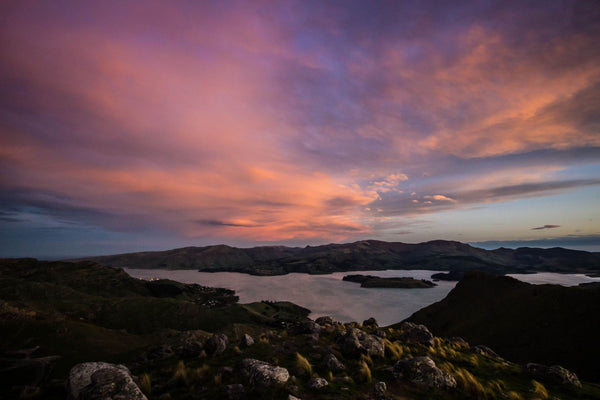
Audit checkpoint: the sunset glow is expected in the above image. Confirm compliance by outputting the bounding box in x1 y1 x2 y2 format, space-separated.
1 1 599 257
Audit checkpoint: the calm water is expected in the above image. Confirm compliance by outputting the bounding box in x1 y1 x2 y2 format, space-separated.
124 269 600 327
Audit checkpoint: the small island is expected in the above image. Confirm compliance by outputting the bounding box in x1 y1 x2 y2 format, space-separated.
342 274 437 288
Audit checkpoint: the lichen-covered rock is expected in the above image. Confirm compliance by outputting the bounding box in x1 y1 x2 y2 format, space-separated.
176 341 203 358
373 381 387 395
67 362 147 400
289 320 321 335
315 316 334 326
393 356 456 389
205 333 228 355
224 383 246 400
240 334 254 348
363 317 378 327
147 344 174 360
239 359 289 386
526 363 581 387
337 328 385 357
309 377 329 389
323 353 345 371
473 345 499 358
398 322 434 346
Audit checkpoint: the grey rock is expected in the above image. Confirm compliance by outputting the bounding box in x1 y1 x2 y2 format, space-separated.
447 337 469 348
323 353 345 371
473 345 499 358
176 341 203 358
526 363 581 387
309 377 329 389
315 316 334 326
225 383 246 400
67 362 147 400
373 381 387 395
240 334 254 348
287 395 301 400
374 329 387 338
363 317 378 327
239 359 289 386
147 344 174 360
205 333 228 355
398 322 434 346
393 356 456 389
289 320 321 335
337 328 384 357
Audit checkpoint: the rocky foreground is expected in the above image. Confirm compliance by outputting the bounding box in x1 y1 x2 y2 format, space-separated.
1 259 599 399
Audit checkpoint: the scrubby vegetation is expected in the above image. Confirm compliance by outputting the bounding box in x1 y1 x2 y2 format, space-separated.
1 259 599 400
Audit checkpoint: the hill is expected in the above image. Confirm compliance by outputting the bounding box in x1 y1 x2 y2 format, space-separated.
73 240 600 276
1 259 599 399
403 271 600 382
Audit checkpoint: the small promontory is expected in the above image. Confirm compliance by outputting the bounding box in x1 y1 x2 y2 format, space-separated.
342 274 436 288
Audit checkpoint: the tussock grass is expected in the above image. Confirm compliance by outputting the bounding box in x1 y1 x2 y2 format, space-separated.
454 367 488 398
531 380 548 400
360 353 373 367
295 352 312 376
505 391 524 400
358 361 372 383
138 373 151 396
384 339 405 360
172 361 188 384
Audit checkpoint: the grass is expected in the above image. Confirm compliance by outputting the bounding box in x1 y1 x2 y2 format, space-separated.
295 352 312 376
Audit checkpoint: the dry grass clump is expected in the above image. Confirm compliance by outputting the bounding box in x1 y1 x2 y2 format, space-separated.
357 361 372 383
531 380 548 400
454 368 488 398
138 373 151 396
295 352 312 376
383 339 405 360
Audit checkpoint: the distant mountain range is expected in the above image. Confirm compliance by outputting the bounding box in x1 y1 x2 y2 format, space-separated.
73 240 600 276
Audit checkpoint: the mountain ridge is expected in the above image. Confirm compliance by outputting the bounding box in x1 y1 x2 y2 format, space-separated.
70 239 600 276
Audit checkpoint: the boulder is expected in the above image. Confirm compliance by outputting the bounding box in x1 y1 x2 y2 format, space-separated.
239 359 289 386
373 381 387 395
315 316 334 326
393 356 456 389
398 322 434 346
363 317 378 327
526 363 581 387
176 341 203 358
224 383 246 400
447 337 469 348
289 320 321 335
240 334 254 348
147 344 174 360
473 345 499 358
205 333 228 355
337 328 384 357
322 353 345 371
67 362 147 400
309 377 328 389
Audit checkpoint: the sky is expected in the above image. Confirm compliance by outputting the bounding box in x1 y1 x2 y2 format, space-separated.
1 0 599 258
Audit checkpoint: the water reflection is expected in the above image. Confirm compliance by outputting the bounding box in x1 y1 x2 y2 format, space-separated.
124 269 600 326
125 269 456 326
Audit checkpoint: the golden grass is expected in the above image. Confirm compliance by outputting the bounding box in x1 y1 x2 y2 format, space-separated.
138 373 151 396
531 380 549 400
358 361 372 383
295 352 312 376
454 368 488 398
